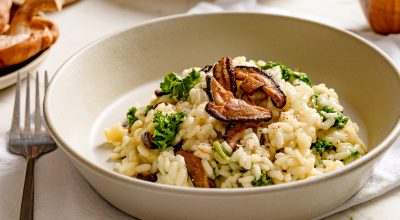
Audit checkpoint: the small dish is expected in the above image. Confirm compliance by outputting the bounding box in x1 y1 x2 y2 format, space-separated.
0 49 48 90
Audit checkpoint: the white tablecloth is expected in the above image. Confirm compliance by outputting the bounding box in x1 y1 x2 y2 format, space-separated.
0 0 399 219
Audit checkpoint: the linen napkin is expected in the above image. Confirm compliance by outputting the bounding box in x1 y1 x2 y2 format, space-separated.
188 0 400 219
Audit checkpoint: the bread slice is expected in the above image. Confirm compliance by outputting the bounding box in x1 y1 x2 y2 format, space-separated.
0 16 58 68
0 0 12 33
8 0 62 35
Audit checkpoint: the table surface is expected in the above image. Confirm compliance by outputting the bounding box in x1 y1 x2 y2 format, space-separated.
0 0 398 219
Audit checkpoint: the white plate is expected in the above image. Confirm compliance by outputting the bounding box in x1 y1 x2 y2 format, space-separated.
0 49 49 90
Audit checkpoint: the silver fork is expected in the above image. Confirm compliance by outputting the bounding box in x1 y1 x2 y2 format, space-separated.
8 72 57 220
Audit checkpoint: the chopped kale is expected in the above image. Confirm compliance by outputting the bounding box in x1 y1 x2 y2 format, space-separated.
252 170 273 187
159 69 201 101
265 61 293 81
295 72 312 87
333 114 349 129
265 61 312 87
320 106 336 113
152 111 186 151
311 93 349 129
311 93 319 108
145 105 153 116
160 73 179 93
351 150 360 158
319 106 337 120
127 107 138 126
182 69 201 89
311 138 336 156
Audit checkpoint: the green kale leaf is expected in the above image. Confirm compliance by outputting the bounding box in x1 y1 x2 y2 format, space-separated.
311 138 336 156
295 72 312 87
159 69 201 101
320 106 336 113
160 73 179 93
311 94 349 129
152 111 186 150
333 114 349 129
319 106 337 120
145 105 153 116
265 61 312 87
311 93 319 108
351 150 360 158
127 107 138 126
252 170 273 187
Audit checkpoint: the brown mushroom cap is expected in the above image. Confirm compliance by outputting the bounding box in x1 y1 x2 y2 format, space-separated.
235 66 286 108
239 73 265 94
154 89 168 97
177 150 214 188
212 56 236 93
206 75 272 122
206 75 234 105
241 90 268 106
142 132 156 149
206 99 272 122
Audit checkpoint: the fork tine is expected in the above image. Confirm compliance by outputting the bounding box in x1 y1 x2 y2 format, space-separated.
43 71 51 137
10 73 21 138
45 71 49 91
23 74 31 137
34 72 41 135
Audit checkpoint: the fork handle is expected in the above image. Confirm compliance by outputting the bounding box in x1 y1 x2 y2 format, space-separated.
20 157 35 220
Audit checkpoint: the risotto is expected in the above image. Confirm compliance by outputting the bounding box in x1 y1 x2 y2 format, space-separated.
104 56 367 188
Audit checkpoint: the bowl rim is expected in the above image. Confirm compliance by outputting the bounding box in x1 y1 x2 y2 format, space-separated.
44 12 400 195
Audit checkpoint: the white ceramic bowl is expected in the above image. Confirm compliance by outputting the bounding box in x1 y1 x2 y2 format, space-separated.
44 13 400 220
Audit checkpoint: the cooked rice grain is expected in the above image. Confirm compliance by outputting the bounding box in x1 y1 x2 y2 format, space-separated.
104 56 367 188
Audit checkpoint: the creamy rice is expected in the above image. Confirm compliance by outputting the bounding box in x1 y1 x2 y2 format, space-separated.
104 56 367 188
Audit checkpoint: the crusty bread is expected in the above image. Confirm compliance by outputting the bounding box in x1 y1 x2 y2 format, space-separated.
0 0 12 33
0 33 43 68
12 0 24 4
0 17 58 68
0 0 61 68
29 16 59 46
13 0 78 6
8 0 62 35
0 33 29 49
